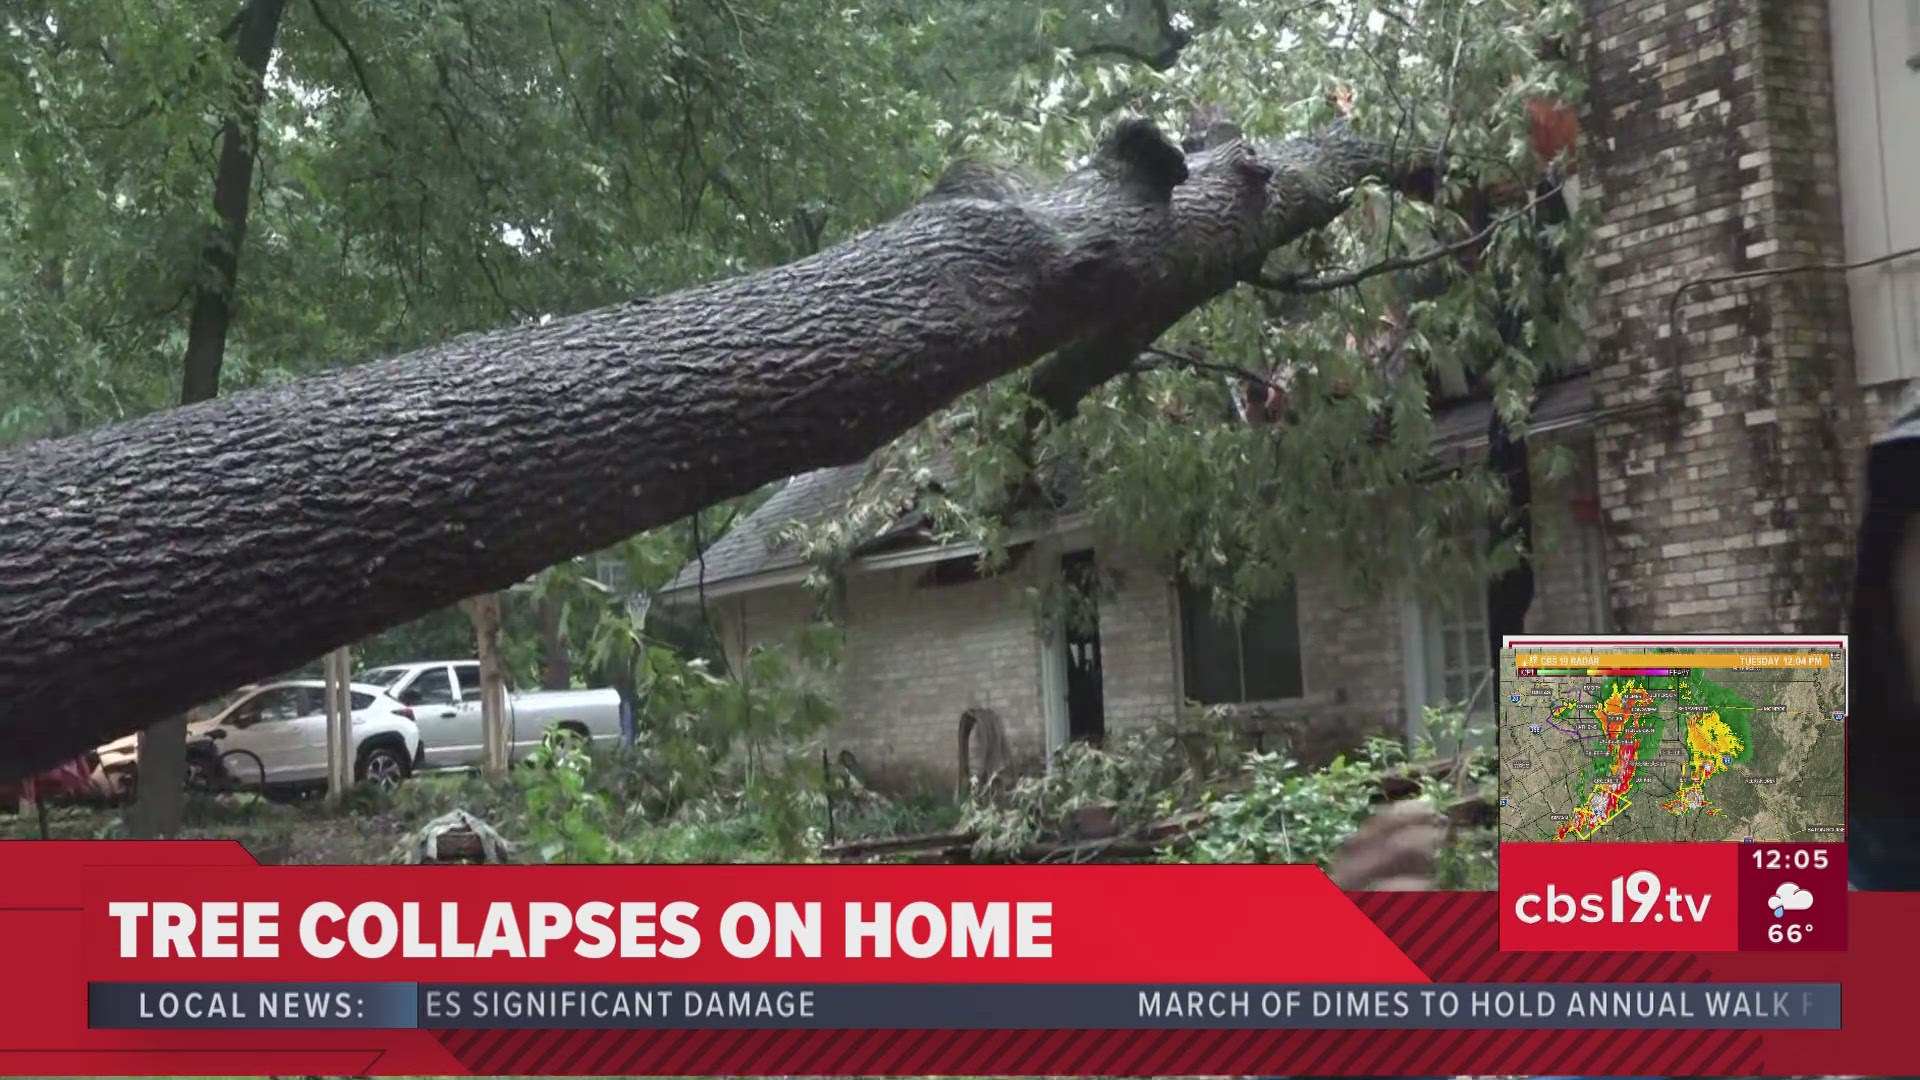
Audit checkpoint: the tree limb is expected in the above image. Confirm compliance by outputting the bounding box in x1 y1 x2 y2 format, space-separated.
0 115 1432 779
306 0 391 132
1140 346 1277 392
1250 179 1563 295
1026 123 1436 419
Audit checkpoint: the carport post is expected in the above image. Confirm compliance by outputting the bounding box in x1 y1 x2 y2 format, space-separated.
324 647 353 802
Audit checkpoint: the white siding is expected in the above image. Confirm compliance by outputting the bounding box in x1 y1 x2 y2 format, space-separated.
1831 0 1920 385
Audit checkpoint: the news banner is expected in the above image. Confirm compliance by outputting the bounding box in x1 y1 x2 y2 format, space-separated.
5 634 1917 1075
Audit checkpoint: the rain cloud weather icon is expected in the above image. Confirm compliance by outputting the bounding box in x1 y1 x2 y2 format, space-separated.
1767 882 1813 919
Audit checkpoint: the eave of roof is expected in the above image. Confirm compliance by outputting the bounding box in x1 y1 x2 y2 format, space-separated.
657 513 1091 603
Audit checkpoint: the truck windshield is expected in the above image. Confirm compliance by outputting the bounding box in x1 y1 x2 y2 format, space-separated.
357 667 406 690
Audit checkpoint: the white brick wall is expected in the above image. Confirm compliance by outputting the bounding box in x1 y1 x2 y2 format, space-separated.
1584 0 1864 634
716 556 1049 789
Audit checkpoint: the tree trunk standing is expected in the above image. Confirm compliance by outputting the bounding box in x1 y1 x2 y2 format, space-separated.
1479 166 1574 698
462 594 510 778
18 775 36 834
1484 405 1535 702
323 646 353 803
128 0 288 837
537 594 571 690
0 120 1430 780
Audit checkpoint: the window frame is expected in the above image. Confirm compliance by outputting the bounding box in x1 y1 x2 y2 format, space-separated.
1174 579 1308 706
1422 581 1495 720
404 665 459 707
452 662 485 703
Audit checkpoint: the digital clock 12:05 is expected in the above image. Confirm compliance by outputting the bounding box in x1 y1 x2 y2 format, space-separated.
1749 846 1832 871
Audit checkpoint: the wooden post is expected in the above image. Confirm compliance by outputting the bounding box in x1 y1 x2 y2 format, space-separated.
19 775 43 839
462 593 510 779
323 646 354 802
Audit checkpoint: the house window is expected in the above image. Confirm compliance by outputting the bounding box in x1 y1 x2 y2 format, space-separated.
1424 582 1493 717
592 552 629 591
1178 581 1305 704
1830 0 1920 384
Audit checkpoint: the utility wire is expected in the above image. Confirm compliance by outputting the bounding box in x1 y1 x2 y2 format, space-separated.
1668 243 1920 342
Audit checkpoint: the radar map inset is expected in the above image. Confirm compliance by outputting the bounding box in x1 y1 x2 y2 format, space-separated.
1497 637 1846 844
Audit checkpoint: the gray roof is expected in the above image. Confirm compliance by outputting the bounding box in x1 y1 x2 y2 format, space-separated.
1429 372 1594 450
659 372 1596 600
661 464 873 598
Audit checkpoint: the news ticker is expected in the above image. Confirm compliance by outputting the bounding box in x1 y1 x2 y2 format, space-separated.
4 842 1916 1076
88 982 1840 1030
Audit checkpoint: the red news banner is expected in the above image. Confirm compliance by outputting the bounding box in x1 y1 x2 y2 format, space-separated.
0 840 1914 1076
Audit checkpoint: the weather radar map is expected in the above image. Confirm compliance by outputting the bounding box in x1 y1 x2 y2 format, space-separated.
1498 636 1846 844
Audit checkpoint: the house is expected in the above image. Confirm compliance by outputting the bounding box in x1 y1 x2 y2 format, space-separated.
654 0 1916 790
654 375 1613 788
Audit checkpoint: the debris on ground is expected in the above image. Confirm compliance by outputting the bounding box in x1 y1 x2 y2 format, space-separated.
389 809 514 864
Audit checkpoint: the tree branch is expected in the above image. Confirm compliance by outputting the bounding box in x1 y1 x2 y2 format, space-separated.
1026 122 1437 420
1250 179 1563 295
0 114 1434 779
306 0 390 131
1141 347 1277 392
1076 0 1201 71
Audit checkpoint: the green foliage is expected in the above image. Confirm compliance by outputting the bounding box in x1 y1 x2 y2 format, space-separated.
954 705 1498 887
1 0 961 444
501 617 848 864
795 0 1594 615
518 729 616 863
1184 747 1406 866
961 707 1241 858
1183 726 1497 888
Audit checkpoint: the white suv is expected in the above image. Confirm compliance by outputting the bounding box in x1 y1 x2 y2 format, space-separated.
98 680 422 794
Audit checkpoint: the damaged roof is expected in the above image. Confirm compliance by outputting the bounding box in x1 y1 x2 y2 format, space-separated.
657 372 1595 601
660 463 874 600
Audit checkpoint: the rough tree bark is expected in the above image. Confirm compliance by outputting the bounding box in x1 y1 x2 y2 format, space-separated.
129 0 288 837
0 117 1425 780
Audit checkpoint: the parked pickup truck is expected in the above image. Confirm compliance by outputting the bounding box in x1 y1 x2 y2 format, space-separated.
356 660 623 771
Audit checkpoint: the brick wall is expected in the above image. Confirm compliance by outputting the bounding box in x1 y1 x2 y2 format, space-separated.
1583 0 1862 633
717 557 1050 791
1087 546 1182 734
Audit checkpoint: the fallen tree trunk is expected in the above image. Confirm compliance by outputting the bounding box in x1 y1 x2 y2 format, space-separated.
0 118 1422 779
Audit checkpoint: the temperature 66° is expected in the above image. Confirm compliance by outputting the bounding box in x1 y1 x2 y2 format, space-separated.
1769 922 1813 944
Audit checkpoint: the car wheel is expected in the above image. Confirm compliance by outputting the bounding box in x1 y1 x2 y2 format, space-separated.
356 744 410 793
